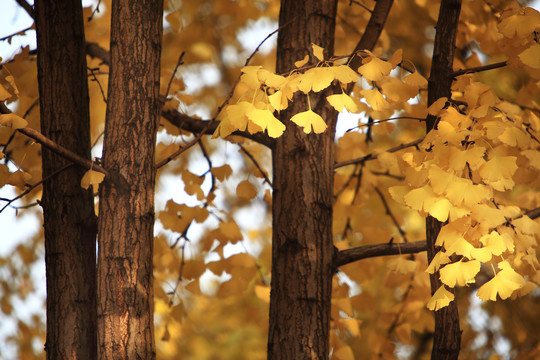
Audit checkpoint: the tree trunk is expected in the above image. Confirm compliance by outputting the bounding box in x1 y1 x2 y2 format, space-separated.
268 1 338 359
35 1 97 359
97 0 163 358
426 1 462 359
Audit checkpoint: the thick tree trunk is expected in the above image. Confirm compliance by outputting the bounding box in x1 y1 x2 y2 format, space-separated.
268 1 338 359
35 1 97 359
97 0 163 359
426 1 462 359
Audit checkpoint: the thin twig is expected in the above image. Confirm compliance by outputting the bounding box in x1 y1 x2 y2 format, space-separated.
156 125 210 169
14 0 34 19
373 186 408 242
88 67 107 102
0 163 73 213
0 25 33 42
452 61 507 77
334 138 423 169
238 144 272 187
163 51 185 99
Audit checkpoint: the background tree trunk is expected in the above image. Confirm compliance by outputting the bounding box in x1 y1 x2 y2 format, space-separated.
268 0 338 359
426 1 462 359
35 0 97 358
97 0 163 358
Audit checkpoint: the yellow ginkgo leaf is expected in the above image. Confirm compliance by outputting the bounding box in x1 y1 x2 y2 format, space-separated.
312 43 324 61
0 83 12 101
246 108 286 138
439 260 480 287
426 285 455 311
427 198 452 222
426 251 451 274
297 67 334 94
326 93 359 113
333 345 355 360
359 89 389 111
330 65 360 84
498 8 540 39
387 257 418 274
471 204 507 229
478 156 517 191
477 261 526 301
445 237 475 259
268 90 289 111
358 56 393 82
497 126 530 148
380 77 418 102
237 179 257 199
81 169 105 190
518 44 540 69
427 97 447 116
255 285 270 303
479 231 514 255
219 221 243 243
513 215 540 235
257 69 287 89
290 109 327 134
6 170 32 189
404 71 428 88
0 113 28 129
295 54 309 68
240 65 263 89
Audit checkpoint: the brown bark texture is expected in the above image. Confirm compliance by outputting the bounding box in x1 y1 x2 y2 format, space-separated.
268 0 338 359
97 0 163 359
426 1 463 359
35 0 97 359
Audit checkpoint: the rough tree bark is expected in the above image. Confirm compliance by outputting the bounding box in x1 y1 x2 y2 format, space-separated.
35 1 97 359
268 0 338 359
425 1 463 359
97 0 163 358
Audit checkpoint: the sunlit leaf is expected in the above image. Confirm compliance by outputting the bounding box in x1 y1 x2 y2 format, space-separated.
80 169 105 190
477 261 526 301
426 285 455 311
290 109 327 134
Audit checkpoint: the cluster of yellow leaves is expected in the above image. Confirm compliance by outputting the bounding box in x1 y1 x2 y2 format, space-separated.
390 77 540 309
214 44 428 139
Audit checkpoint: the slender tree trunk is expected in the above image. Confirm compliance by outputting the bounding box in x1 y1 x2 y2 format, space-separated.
426 1 462 359
97 0 163 358
35 1 97 359
268 1 338 359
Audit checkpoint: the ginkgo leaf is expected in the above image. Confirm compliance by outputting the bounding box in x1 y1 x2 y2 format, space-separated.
6 170 32 189
427 198 452 222
471 204 507 229
387 257 418 274
498 8 540 39
359 89 389 111
240 65 263 89
237 180 257 199
404 71 428 88
358 56 393 82
426 285 455 311
246 108 286 138
81 169 105 190
478 156 517 191
297 67 334 94
513 216 540 235
333 345 355 360
439 260 480 287
326 93 359 113
330 65 360 84
518 44 540 69
0 83 12 101
295 54 309 68
219 221 243 243
268 90 289 111
257 69 287 89
445 237 475 259
427 97 447 115
290 109 327 134
404 185 436 212
380 77 418 102
0 113 28 129
479 231 514 255
255 285 270 303
497 126 530 148
389 49 403 67
312 43 324 61
426 251 451 274
477 261 526 301
211 165 233 181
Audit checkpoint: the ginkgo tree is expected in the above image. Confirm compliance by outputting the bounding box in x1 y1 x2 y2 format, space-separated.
0 0 539 359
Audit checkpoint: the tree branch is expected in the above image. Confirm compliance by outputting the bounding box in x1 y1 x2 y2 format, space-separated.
334 138 423 169
0 102 108 176
14 0 34 19
335 240 426 268
452 60 507 77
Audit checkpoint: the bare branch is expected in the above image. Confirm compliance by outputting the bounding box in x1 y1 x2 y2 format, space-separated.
334 138 423 169
238 144 272 187
452 61 507 77
14 0 34 18
335 240 426 268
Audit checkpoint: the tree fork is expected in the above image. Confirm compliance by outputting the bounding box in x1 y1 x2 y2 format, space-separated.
35 0 97 358
425 1 463 359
